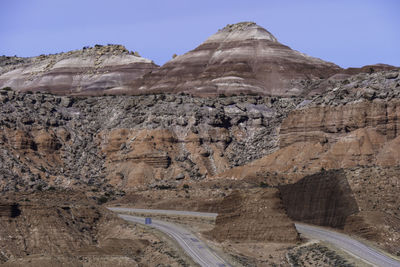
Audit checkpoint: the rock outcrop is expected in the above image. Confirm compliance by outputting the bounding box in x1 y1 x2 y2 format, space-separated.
278 170 359 228
133 22 342 96
216 70 400 181
1 22 400 261
205 189 299 242
0 88 301 193
0 45 158 95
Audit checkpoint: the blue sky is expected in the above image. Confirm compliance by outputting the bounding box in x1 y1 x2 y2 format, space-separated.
0 0 399 68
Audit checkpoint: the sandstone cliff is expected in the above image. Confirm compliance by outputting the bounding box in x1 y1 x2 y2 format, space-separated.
205 189 299 243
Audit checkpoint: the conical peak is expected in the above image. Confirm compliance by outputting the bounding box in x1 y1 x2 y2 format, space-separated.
205 22 278 43
221 22 258 32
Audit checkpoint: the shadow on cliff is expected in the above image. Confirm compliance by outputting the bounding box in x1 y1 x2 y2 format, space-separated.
0 203 21 218
278 169 359 228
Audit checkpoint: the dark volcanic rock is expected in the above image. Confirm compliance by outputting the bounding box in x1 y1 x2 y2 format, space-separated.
133 22 342 96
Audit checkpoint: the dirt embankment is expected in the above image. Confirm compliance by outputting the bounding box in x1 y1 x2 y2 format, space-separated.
205 188 299 243
0 191 191 266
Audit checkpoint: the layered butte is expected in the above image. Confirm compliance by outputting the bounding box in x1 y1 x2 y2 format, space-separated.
133 22 342 96
0 45 157 95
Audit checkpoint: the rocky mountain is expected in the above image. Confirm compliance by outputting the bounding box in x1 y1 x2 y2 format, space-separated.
1 21 400 265
0 45 157 95
0 22 345 97
133 22 342 96
0 89 300 193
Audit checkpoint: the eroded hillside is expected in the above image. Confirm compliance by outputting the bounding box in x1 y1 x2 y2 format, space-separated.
0 89 303 194
0 45 157 95
0 192 192 266
1 21 400 266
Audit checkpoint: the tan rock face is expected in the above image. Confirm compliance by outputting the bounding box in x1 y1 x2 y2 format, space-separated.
205 189 299 242
0 45 158 95
12 130 36 150
212 95 400 254
0 127 65 191
133 22 342 96
343 166 400 256
98 128 231 189
218 99 400 181
280 99 400 148
1 90 299 192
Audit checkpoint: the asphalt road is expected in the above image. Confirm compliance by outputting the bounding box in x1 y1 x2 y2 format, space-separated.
109 207 218 218
117 213 230 267
110 208 400 267
295 223 400 267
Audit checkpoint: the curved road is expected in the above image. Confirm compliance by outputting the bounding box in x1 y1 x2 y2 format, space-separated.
295 223 400 267
109 208 400 267
117 213 230 267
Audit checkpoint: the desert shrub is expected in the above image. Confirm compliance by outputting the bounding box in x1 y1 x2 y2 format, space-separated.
156 185 172 190
97 196 109 205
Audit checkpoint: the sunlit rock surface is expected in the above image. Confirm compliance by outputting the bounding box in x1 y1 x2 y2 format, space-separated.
133 22 342 96
0 45 157 95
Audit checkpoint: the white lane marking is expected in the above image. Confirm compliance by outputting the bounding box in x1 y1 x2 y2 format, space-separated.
120 215 209 266
153 220 228 266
